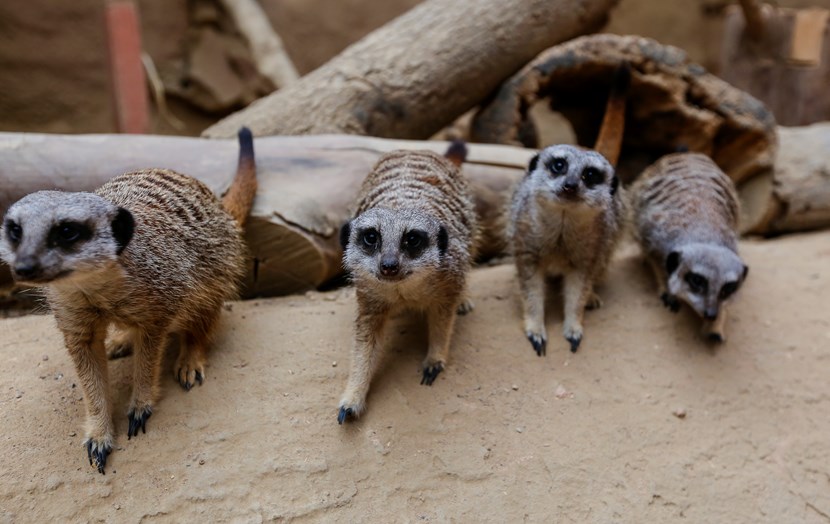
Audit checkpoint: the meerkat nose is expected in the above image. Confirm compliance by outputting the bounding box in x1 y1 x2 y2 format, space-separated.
14 257 40 280
379 256 400 276
562 182 578 194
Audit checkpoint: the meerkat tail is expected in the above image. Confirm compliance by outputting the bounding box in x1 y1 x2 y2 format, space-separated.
593 62 631 168
444 139 468 167
221 126 258 227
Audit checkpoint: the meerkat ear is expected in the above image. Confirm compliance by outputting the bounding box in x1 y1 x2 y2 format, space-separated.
610 175 619 195
339 221 351 249
437 225 448 256
666 251 680 274
527 153 540 174
111 207 134 255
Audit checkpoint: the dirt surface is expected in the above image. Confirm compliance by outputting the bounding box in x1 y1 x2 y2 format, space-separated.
1 232 828 522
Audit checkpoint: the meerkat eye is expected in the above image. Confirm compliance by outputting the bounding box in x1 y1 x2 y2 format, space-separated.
547 157 568 175
719 281 739 300
361 229 379 248
581 167 604 188
684 272 708 294
405 232 422 248
5 221 22 245
49 221 92 249
401 229 428 257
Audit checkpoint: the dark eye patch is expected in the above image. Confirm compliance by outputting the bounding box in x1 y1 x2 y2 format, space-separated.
581 167 604 188
719 281 739 300
684 272 708 294
401 229 429 258
359 228 380 253
4 220 22 245
547 157 568 175
48 221 93 250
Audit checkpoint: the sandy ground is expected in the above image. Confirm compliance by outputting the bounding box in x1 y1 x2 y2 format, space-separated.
0 232 829 522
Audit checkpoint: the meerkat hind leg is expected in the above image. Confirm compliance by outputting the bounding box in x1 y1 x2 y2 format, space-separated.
338 309 388 424
127 328 169 439
175 309 220 391
106 326 134 360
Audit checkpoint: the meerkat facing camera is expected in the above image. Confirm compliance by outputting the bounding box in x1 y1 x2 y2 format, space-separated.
630 152 748 342
508 65 630 356
0 128 257 474
337 142 477 424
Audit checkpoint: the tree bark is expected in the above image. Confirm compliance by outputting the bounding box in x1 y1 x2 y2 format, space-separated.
202 0 620 139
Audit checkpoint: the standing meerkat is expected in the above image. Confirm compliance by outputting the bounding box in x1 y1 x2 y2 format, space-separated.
630 152 748 342
337 142 477 424
0 128 257 474
508 64 630 356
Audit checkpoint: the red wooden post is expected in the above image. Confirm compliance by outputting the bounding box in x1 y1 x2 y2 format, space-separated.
105 1 149 134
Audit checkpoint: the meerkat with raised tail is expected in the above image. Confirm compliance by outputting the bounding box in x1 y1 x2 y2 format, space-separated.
337 142 477 424
0 128 257 474
508 64 630 356
630 152 748 342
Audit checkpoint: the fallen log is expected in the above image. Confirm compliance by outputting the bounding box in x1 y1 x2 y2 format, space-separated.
0 133 533 298
202 0 620 139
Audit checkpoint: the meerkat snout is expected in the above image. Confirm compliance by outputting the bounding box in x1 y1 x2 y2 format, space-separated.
2 191 134 285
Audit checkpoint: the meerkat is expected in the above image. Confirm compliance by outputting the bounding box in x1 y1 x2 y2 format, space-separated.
630 152 748 342
508 64 630 356
337 142 477 424
0 128 257 474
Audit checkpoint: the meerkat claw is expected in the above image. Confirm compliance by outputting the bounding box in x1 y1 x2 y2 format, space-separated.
566 335 582 353
127 407 152 439
421 363 444 386
195 370 204 386
660 292 680 313
526 333 547 357
337 406 355 425
85 439 112 475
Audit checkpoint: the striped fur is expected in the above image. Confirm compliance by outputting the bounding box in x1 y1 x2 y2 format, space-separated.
631 152 748 342
0 132 255 473
338 147 478 423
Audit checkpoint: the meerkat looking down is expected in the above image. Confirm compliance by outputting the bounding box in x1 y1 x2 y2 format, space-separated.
0 128 257 474
508 64 630 356
337 142 477 424
630 152 748 342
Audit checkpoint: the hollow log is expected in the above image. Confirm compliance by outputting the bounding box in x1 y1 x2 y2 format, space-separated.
0 133 532 298
202 0 620 139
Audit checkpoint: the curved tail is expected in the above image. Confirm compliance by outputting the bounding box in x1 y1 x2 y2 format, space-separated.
593 63 631 167
222 127 258 227
444 139 468 167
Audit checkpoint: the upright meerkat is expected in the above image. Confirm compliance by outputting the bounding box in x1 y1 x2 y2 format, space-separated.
630 152 748 342
0 128 257 474
337 142 477 424
508 65 630 356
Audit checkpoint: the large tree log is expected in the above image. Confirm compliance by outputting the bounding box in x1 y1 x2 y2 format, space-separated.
202 0 620 139
0 133 532 299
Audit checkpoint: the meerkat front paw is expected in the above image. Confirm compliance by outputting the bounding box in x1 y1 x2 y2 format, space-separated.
127 405 153 439
420 360 444 386
526 331 547 357
456 298 474 316
84 436 113 475
337 392 366 425
563 324 583 353
660 292 681 313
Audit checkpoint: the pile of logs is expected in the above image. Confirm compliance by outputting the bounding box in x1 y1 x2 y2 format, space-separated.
1 0 829 303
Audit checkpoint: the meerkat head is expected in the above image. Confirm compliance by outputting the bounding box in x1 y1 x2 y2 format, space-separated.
665 243 748 320
0 191 134 285
340 207 448 286
525 144 620 209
